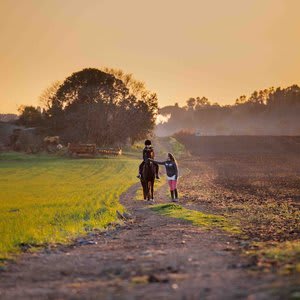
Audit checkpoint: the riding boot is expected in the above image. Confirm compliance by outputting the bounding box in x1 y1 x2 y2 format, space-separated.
137 162 144 178
170 190 174 200
174 189 178 200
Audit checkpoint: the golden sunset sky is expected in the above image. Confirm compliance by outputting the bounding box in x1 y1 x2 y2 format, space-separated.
0 0 300 113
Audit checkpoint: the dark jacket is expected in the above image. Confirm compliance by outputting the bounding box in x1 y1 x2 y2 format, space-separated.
143 146 155 161
151 159 178 179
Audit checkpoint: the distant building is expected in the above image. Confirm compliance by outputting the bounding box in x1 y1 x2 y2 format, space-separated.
0 114 18 122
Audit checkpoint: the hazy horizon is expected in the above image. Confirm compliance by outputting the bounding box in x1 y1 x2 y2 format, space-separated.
1 0 300 113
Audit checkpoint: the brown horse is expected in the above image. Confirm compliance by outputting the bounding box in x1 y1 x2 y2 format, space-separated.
140 159 155 202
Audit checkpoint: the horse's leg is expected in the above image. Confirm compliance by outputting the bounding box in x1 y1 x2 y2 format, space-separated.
147 181 151 201
143 187 147 200
151 180 154 201
144 181 148 201
148 181 152 202
151 164 155 201
147 181 150 201
142 181 146 200
140 180 144 200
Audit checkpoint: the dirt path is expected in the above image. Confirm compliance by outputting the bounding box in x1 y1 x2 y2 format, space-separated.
0 181 289 300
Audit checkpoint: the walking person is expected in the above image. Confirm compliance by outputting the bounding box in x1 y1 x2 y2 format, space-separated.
149 153 179 202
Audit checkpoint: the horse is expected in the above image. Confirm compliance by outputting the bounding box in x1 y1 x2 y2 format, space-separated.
140 159 155 202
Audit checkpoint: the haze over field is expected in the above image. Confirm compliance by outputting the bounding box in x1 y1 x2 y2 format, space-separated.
1 0 300 113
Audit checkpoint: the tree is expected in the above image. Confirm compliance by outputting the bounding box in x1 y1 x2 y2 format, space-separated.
186 98 196 110
18 106 43 127
47 68 158 145
103 67 151 99
235 95 247 105
102 67 158 142
39 81 61 111
195 97 210 109
157 85 300 136
55 68 129 108
102 67 158 119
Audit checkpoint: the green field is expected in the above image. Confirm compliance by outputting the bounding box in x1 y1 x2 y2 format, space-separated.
0 152 138 258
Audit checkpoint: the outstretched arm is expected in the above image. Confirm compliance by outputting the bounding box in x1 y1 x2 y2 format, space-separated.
149 159 166 165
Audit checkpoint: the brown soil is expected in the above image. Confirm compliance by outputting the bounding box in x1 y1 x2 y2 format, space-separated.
175 135 300 155
0 180 296 300
180 154 300 240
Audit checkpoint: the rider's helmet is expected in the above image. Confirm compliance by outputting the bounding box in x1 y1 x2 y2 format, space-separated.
144 140 152 146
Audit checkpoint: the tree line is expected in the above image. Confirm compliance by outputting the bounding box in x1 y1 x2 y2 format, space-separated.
157 85 300 136
18 68 158 146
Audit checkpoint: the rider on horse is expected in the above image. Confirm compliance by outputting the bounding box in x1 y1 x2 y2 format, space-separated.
137 140 160 179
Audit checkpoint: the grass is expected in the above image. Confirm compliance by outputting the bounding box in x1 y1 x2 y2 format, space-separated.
247 240 300 274
258 240 300 262
168 136 186 156
0 152 138 258
154 136 186 157
150 203 240 234
126 136 186 159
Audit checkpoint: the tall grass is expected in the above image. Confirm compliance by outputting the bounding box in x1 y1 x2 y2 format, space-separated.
0 153 138 258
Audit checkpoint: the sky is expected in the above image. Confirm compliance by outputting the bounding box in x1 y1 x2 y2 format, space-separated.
0 0 300 113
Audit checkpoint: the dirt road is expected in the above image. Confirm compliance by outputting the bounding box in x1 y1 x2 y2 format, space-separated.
0 177 295 299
